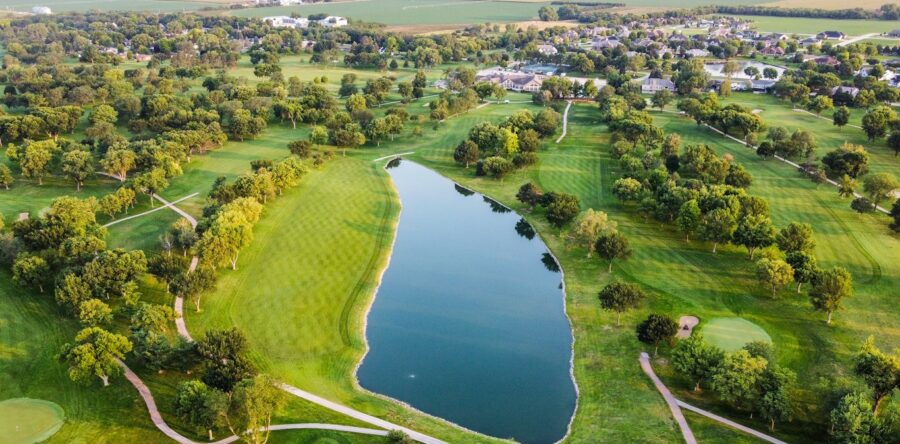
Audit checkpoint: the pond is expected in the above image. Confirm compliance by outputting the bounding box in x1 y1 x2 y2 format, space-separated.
357 159 577 444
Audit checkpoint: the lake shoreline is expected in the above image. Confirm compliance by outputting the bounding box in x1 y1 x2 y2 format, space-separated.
354 156 578 444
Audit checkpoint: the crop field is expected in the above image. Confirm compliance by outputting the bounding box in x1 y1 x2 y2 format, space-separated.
731 15 900 35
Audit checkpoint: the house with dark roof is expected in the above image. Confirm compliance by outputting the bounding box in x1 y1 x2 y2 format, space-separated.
816 31 845 40
641 77 676 93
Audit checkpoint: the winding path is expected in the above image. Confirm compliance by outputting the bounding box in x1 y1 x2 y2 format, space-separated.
117 359 390 444
835 33 878 47
640 353 788 444
639 353 697 444
555 100 573 144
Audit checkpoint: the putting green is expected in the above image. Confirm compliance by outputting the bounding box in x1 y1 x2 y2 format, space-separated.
0 398 65 444
701 317 772 352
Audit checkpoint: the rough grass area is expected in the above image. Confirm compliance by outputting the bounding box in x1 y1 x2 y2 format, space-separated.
701 318 773 352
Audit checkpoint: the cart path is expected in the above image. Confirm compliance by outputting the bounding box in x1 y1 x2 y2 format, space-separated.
639 352 697 444
556 100 573 144
102 193 199 228
117 359 390 444
640 352 789 444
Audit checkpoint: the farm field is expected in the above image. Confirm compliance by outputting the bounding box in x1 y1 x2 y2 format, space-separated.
731 15 900 35
0 0 216 13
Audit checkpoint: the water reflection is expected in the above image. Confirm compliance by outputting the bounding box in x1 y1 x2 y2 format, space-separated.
483 196 511 213
454 184 475 197
542 253 560 273
515 218 536 240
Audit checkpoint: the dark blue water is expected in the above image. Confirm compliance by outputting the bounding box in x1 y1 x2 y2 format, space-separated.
358 159 577 444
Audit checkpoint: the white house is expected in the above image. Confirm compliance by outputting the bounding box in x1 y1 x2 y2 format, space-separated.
641 77 676 93
32 6 52 15
263 16 309 28
318 16 348 28
537 44 558 56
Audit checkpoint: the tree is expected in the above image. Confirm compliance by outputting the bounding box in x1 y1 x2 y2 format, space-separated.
676 199 701 242
0 164 13 189
700 208 737 253
62 150 94 191
61 327 132 386
651 89 674 111
861 105 896 141
196 328 256 392
829 393 886 444
839 174 857 198
711 349 768 411
538 5 558 21
756 365 795 431
598 281 645 326
807 96 833 115
755 258 794 296
734 215 776 260
809 266 852 324
453 140 479 168
823 143 870 179
786 251 818 293
892 198 900 232
516 182 543 209
852 197 875 213
569 209 616 257
612 177 642 203
20 140 55 185
636 314 678 356
672 334 724 392
595 231 632 272
133 169 169 206
174 380 228 441
12 255 49 292
833 106 850 129
227 109 266 141
101 148 136 181
226 375 286 444
863 173 897 208
776 222 815 254
854 336 900 414
544 193 580 227
172 266 217 312
481 156 512 179
78 299 112 327
879 124 900 156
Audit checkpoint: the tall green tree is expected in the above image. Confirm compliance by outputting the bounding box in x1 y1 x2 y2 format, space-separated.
636 314 678 356
174 380 229 441
734 215 776 260
711 349 768 412
809 266 853 324
62 149 94 191
598 281 645 326
854 336 900 414
676 199 701 242
226 375 286 444
61 327 132 386
671 334 724 391
595 231 632 272
776 222 815 254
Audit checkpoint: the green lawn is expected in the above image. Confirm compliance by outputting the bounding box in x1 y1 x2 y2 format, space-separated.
701 317 773 352
718 92 899 177
401 101 898 442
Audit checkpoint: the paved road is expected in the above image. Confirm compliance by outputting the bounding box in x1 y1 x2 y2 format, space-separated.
556 101 573 144
153 193 198 227
639 352 697 444
835 33 878 47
